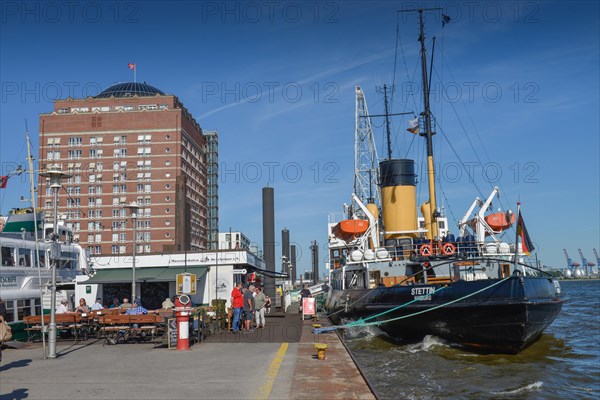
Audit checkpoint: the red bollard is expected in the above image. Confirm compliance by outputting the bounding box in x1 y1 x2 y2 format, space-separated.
175 294 191 351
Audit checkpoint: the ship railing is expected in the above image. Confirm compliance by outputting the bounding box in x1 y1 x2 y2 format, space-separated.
382 239 482 261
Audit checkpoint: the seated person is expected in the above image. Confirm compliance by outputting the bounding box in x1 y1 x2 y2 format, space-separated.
56 298 71 314
91 298 104 311
125 298 149 315
162 297 174 309
120 297 133 310
109 298 120 309
75 298 90 313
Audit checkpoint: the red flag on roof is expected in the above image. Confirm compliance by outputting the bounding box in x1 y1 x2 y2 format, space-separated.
128 63 136 70
0 175 7 189
516 212 535 255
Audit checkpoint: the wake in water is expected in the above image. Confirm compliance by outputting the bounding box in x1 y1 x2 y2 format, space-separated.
490 381 544 396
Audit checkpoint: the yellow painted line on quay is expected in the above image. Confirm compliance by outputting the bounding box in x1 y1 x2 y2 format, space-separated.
257 342 289 400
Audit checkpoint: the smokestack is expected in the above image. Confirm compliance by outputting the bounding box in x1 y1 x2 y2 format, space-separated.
282 228 290 274
311 240 319 284
290 244 297 286
262 187 275 299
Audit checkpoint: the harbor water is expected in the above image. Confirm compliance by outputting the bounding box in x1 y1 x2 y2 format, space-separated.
343 280 600 399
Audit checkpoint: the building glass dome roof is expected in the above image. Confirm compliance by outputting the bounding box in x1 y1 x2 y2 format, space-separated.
95 82 165 98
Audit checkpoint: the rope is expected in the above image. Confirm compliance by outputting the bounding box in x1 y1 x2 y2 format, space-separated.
314 276 512 334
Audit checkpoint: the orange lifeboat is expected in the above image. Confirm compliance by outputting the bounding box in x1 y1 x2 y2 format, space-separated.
332 219 369 241
484 212 515 232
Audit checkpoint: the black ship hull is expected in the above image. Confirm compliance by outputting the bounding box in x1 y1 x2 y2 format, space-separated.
325 276 564 354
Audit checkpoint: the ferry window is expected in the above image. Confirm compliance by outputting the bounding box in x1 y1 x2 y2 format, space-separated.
5 301 15 323
19 248 32 267
34 298 41 316
1 246 15 266
38 250 46 267
16 299 32 321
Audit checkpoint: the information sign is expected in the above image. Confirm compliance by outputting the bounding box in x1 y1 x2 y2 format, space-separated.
302 297 316 317
176 273 197 295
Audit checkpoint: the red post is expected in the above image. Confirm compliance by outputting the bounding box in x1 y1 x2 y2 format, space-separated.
175 295 191 351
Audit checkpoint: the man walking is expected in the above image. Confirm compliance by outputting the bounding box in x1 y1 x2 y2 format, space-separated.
230 282 243 333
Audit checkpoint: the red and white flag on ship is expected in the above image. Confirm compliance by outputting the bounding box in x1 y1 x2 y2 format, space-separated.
128 63 136 70
0 175 8 189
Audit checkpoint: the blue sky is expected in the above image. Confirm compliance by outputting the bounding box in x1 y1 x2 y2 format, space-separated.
1 1 599 276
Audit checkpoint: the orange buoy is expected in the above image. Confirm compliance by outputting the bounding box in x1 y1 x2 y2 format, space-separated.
442 243 455 255
420 244 433 256
485 212 515 232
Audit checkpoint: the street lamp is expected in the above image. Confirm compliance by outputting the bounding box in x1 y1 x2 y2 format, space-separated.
282 255 292 289
124 201 140 300
39 169 71 359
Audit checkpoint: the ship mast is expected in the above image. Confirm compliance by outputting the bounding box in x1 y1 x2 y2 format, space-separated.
400 7 441 240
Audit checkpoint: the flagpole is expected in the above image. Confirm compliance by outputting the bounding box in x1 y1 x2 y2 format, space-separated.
513 202 521 273
134 66 136 83
26 128 47 359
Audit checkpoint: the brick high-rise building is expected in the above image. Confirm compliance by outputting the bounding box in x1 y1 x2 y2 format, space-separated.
38 82 209 255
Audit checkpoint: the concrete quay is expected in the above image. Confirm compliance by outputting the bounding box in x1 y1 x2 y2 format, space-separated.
0 310 375 400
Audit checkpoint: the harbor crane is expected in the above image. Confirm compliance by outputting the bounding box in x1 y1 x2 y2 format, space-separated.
594 249 599 271
578 248 596 276
563 249 580 269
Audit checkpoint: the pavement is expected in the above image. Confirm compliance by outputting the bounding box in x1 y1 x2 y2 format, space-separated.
0 307 375 400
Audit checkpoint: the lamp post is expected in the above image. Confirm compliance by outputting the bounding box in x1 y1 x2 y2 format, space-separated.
39 169 71 359
124 201 140 300
282 255 291 290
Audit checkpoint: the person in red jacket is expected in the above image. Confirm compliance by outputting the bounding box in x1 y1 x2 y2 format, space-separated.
230 282 244 333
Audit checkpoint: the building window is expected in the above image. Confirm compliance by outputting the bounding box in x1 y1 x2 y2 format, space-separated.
114 148 127 158
91 116 102 127
47 151 61 160
68 137 82 146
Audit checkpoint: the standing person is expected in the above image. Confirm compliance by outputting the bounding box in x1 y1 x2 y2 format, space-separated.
264 294 272 314
0 298 7 322
243 285 255 333
120 297 132 310
230 282 243 333
91 298 104 311
254 287 267 329
299 284 312 313
0 297 8 362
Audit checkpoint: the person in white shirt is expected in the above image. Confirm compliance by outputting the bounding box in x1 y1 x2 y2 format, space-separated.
56 299 70 314
91 298 104 311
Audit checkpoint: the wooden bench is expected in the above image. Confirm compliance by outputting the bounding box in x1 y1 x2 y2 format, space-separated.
23 314 84 341
98 314 164 345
